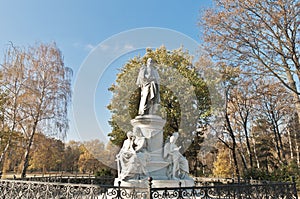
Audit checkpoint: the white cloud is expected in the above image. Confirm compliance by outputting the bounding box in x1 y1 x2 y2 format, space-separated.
97 43 135 53
72 42 96 52
73 42 135 53
99 44 109 51
123 44 134 51
84 44 96 51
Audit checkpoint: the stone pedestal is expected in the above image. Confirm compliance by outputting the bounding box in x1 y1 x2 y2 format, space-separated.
131 115 168 179
114 114 194 188
131 115 165 153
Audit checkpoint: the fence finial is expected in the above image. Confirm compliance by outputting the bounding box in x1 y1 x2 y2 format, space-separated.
148 177 153 188
147 177 153 199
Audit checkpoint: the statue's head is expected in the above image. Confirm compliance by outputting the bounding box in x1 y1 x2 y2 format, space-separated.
127 131 134 138
173 132 179 138
170 132 179 143
146 58 154 66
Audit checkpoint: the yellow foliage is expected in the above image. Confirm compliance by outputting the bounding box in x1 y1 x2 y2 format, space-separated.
213 148 233 178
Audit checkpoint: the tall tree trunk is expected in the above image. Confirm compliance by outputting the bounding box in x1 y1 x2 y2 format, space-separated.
287 129 294 160
0 118 17 171
0 137 11 169
295 131 300 167
271 121 282 162
242 116 253 169
293 100 300 167
231 138 240 181
252 136 260 169
286 69 300 151
285 69 300 167
237 133 248 170
20 133 34 178
20 121 38 178
239 149 248 171
225 112 240 181
274 119 286 163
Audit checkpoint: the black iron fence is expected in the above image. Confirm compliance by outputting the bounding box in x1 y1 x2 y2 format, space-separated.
150 181 298 199
0 177 298 199
0 179 147 199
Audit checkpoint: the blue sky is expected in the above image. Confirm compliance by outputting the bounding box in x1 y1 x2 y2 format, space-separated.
0 0 213 142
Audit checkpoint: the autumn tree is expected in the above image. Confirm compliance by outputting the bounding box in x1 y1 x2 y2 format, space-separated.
1 131 24 176
210 72 296 178
77 139 115 175
0 42 72 178
213 146 234 178
78 145 101 174
220 86 241 180
229 81 255 171
63 140 81 173
0 44 27 170
200 0 300 138
103 141 119 172
208 63 242 179
254 80 294 166
29 133 64 173
251 119 276 173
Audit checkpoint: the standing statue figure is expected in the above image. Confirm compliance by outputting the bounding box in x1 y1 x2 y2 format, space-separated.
136 58 160 115
163 132 189 180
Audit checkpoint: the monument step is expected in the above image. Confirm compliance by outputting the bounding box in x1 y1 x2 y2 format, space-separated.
114 178 195 188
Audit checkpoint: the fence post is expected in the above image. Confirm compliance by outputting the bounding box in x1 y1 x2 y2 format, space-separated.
148 177 153 199
116 181 122 199
178 181 183 199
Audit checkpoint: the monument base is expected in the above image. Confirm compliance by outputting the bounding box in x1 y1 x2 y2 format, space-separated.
114 114 194 188
131 115 168 179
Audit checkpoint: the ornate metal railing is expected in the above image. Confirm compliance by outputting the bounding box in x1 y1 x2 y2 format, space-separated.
0 180 147 199
149 181 298 199
0 178 298 199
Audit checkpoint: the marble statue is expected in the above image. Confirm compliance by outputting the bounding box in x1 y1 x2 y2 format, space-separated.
116 128 149 180
136 58 160 115
116 131 136 180
115 54 193 187
163 132 189 180
132 126 150 179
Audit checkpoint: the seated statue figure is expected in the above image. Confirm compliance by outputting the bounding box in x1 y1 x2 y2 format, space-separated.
116 131 137 180
163 132 189 180
132 126 149 179
116 128 149 180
